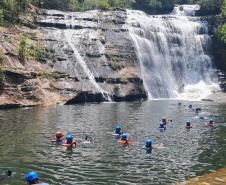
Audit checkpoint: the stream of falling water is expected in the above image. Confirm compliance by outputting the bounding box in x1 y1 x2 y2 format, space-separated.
127 5 219 100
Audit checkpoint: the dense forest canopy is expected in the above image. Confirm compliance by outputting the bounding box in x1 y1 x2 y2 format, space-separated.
0 0 224 23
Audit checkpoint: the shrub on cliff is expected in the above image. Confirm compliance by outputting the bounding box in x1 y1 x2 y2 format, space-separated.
18 36 27 63
28 43 48 63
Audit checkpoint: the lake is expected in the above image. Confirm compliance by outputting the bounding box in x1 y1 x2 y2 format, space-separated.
0 100 226 185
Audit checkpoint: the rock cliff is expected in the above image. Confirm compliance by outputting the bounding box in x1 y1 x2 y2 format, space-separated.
0 8 147 108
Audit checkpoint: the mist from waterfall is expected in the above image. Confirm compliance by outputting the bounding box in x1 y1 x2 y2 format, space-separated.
127 5 219 100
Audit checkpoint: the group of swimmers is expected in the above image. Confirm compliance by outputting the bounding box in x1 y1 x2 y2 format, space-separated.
51 132 76 149
22 104 215 184
113 126 153 150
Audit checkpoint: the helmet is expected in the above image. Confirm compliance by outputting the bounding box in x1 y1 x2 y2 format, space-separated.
66 135 73 143
186 121 191 124
121 133 127 140
115 126 121 132
209 119 213 123
56 131 63 138
146 139 152 145
25 171 39 182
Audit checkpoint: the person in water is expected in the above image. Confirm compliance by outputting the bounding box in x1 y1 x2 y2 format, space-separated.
162 116 168 126
145 139 152 150
63 134 76 148
55 131 63 143
118 133 129 144
25 171 49 185
159 122 166 131
115 126 122 135
208 119 214 126
185 121 192 128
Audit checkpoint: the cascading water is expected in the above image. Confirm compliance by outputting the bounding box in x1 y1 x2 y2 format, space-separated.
127 5 219 100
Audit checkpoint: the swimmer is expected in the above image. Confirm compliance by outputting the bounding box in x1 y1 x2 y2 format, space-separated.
145 139 153 150
118 133 129 144
63 134 76 149
162 116 168 126
185 120 192 129
114 126 122 136
25 171 49 185
51 131 63 144
159 122 166 132
206 118 215 126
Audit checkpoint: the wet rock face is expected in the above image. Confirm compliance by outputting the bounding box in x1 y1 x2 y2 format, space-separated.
0 9 147 108
36 9 147 103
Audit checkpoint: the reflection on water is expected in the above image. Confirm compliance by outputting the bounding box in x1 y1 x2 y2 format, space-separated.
0 101 226 185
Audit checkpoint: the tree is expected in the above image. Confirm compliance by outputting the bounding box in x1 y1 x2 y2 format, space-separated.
2 0 19 23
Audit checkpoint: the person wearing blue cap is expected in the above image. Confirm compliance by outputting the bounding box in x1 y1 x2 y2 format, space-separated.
207 118 215 126
145 139 152 150
185 120 192 129
118 133 130 144
63 134 76 149
159 122 166 132
25 171 49 185
115 126 122 135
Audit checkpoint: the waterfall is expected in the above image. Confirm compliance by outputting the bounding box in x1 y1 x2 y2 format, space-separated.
127 5 219 100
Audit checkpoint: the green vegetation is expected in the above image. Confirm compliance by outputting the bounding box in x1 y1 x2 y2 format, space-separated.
17 35 48 63
35 72 59 80
223 0 226 17
28 43 48 63
197 0 223 15
18 36 27 63
109 60 125 71
0 0 224 24
132 0 223 15
213 0 226 71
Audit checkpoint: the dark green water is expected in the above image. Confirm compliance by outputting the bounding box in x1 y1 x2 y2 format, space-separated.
0 100 226 185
